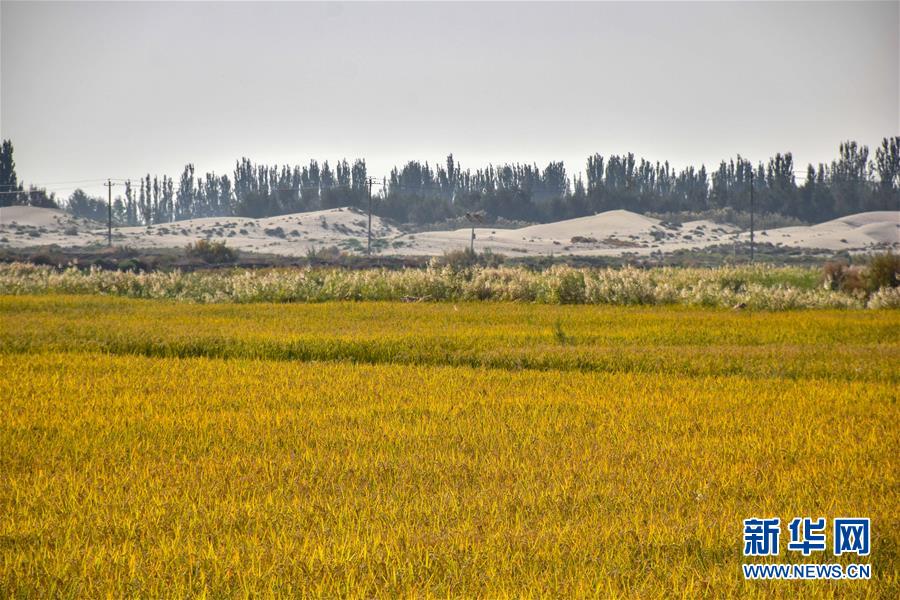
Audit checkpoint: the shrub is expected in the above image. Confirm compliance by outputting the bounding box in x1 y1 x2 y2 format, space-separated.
865 252 900 291
432 248 504 270
28 253 63 267
823 261 866 293
823 261 847 291
479 249 505 268
718 276 746 293
117 258 144 272
549 267 586 304
570 236 597 244
186 239 237 264
90 258 118 271
434 248 479 270
305 245 345 262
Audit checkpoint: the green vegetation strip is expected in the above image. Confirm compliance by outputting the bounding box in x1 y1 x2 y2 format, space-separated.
2 262 899 308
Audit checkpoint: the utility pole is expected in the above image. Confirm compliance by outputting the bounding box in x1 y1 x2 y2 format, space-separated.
464 212 483 253
103 179 117 247
366 177 373 256
749 169 755 262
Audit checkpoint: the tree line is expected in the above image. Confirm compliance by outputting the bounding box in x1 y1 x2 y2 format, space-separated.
1 138 897 226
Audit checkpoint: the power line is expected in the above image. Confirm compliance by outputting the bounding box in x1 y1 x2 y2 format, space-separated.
0 178 114 189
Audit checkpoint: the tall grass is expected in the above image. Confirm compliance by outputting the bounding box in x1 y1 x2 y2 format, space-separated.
2 262 896 308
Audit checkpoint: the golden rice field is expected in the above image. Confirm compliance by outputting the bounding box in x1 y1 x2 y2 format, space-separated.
1 295 898 597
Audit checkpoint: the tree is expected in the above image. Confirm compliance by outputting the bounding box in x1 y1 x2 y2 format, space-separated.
124 180 137 225
874 137 900 211
139 176 152 225
176 164 196 220
67 189 107 221
40 139 900 226
112 195 126 224
0 139 22 206
764 153 796 215
831 141 869 216
24 186 58 209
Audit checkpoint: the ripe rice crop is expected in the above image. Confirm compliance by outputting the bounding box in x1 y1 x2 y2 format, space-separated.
0 296 897 597
2 295 898 381
3 261 898 309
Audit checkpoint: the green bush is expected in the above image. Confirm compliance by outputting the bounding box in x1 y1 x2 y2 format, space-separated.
433 248 505 270
90 258 118 271
117 258 144 272
186 240 237 264
550 268 586 304
435 248 479 270
305 245 345 262
27 252 63 267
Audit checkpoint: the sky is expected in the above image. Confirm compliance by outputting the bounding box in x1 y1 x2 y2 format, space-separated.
1 1 898 199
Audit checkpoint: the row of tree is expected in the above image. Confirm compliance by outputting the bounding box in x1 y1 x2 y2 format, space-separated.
0 140 58 209
2 138 897 226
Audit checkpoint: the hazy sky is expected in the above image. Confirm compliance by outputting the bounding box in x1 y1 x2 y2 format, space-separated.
2 1 898 198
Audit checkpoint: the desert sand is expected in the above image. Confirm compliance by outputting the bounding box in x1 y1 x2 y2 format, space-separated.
0 204 896 257
737 211 899 251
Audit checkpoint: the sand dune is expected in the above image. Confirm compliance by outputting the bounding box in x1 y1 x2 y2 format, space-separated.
391 211 740 256
0 204 896 257
744 211 899 251
516 210 660 239
112 207 402 255
0 206 400 256
0 205 108 247
0 205 104 230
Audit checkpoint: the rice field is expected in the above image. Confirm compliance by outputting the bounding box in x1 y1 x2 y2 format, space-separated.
1 295 898 597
